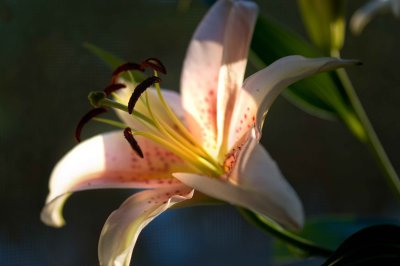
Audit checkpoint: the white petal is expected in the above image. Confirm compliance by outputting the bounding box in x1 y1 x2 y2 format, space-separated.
228 56 359 150
350 0 392 35
216 1 258 158
180 0 230 155
41 131 189 227
98 185 193 266
175 129 304 230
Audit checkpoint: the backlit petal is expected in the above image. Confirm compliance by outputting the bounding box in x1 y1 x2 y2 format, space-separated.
41 131 189 227
216 1 258 158
181 0 240 156
175 129 303 230
228 56 359 150
98 185 193 266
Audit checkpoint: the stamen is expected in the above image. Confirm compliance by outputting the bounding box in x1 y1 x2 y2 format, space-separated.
103 83 126 96
111 63 143 84
140 58 167 74
75 107 108 142
128 76 161 114
123 127 144 158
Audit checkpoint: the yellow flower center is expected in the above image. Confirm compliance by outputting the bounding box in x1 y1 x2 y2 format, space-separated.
83 61 225 177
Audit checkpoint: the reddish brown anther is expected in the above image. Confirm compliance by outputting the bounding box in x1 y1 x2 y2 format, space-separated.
103 83 126 96
128 76 161 114
140 58 167 74
111 63 143 84
75 108 108 142
123 127 144 158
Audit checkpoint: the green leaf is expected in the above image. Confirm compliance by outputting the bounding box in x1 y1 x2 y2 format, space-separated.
83 42 145 83
297 0 346 54
323 224 400 265
83 42 124 69
273 216 399 263
251 16 351 121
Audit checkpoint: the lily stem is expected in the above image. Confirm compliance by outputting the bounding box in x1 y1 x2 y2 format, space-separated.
238 208 333 257
335 67 400 201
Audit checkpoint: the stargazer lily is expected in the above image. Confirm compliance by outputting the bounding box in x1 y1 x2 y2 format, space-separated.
350 0 400 34
41 0 358 265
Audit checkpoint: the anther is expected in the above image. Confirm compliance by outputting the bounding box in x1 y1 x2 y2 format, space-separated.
140 58 167 74
103 83 126 96
123 127 144 158
75 108 108 142
111 63 143 84
128 76 161 114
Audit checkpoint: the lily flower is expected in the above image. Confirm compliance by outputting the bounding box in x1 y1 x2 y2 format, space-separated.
41 0 358 265
350 0 400 35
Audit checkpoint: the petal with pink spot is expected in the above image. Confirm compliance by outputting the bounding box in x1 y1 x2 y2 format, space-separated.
174 129 303 230
41 131 190 227
228 56 359 150
180 0 232 156
216 1 258 156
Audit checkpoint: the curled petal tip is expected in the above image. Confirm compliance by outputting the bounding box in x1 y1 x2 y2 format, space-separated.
336 58 363 67
342 59 363 66
40 194 70 228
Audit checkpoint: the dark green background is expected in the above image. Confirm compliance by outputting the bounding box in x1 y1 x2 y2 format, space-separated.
1 0 399 265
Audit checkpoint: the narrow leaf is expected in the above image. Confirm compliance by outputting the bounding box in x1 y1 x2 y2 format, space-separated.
83 42 145 83
297 0 346 54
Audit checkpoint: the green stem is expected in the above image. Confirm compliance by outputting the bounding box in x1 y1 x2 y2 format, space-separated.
238 208 333 257
335 68 400 201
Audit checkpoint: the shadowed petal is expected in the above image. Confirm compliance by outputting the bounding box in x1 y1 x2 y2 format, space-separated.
181 0 246 156
98 185 193 266
228 56 359 150
175 129 303 230
216 1 258 157
41 131 189 227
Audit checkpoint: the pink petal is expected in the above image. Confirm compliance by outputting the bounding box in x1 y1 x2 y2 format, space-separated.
216 1 258 156
228 56 359 150
174 129 304 230
41 131 190 227
181 0 257 157
98 185 194 266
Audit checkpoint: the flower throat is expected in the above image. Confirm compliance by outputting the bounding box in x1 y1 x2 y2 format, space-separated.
75 58 224 177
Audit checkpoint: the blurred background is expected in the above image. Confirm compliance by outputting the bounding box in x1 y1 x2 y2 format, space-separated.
1 0 399 265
